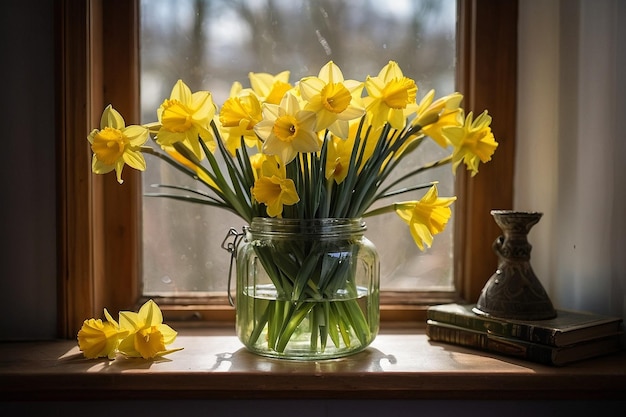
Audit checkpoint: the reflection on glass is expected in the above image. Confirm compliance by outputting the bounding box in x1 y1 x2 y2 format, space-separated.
140 0 457 296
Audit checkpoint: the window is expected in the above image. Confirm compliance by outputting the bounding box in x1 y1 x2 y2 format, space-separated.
139 0 457 299
57 0 517 337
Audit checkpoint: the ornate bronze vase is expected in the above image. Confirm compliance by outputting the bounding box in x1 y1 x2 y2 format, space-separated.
474 210 556 320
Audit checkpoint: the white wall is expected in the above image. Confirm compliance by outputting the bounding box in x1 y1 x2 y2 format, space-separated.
516 0 626 320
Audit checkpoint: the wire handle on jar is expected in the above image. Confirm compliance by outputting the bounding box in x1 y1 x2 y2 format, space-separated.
221 226 247 307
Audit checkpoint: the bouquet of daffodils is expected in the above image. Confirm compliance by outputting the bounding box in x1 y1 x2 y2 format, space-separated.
88 60 497 355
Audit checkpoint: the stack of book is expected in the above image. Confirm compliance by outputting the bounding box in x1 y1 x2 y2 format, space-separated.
426 303 624 366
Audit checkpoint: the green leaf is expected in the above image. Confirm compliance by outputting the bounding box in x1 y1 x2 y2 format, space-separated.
327 302 340 348
342 299 371 346
291 244 322 302
248 301 270 346
275 302 315 352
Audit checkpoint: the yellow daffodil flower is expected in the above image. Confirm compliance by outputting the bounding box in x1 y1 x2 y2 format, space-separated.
251 158 300 217
413 90 464 148
394 185 457 251
254 92 320 164
443 110 499 176
325 135 352 184
117 299 181 359
248 70 293 105
325 121 377 183
77 308 128 359
249 153 276 181
156 79 217 160
87 105 149 184
299 60 364 138
363 61 418 130
219 92 264 155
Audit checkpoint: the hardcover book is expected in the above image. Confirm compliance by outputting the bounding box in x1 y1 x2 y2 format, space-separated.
427 303 623 347
426 319 623 366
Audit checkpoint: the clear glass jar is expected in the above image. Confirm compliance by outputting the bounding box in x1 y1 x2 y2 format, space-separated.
235 217 380 360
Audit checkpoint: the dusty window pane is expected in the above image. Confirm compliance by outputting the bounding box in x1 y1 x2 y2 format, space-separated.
140 0 457 296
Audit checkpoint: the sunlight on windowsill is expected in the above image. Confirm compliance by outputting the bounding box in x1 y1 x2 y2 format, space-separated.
1 327 625 401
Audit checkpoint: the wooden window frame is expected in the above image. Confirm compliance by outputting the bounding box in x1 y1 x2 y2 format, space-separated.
56 0 517 338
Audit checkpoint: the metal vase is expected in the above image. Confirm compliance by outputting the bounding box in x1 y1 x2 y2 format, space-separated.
474 210 556 320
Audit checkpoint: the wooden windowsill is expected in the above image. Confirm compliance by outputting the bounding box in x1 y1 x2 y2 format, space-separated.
1 327 625 401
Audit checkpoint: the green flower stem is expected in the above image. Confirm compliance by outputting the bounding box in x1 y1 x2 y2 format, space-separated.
313 139 329 218
193 139 252 223
330 120 369 217
362 202 409 218
318 303 329 350
200 129 254 222
346 125 394 217
253 247 295 297
140 146 246 214
143 192 244 217
141 146 207 186
248 300 270 346
236 142 256 189
243 234 372 354
247 297 370 353
340 298 371 345
322 178 334 218
375 181 437 200
165 140 238 205
375 155 453 200
334 302 352 346
291 243 323 302
275 301 315 352
327 303 340 347
266 301 280 348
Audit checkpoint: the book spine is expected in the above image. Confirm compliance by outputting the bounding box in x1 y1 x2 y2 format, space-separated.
426 322 556 365
427 309 558 346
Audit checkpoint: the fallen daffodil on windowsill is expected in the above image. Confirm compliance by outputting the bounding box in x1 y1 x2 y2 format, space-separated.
87 60 498 359
77 299 182 360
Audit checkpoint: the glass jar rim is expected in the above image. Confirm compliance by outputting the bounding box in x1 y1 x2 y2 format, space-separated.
248 217 366 237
